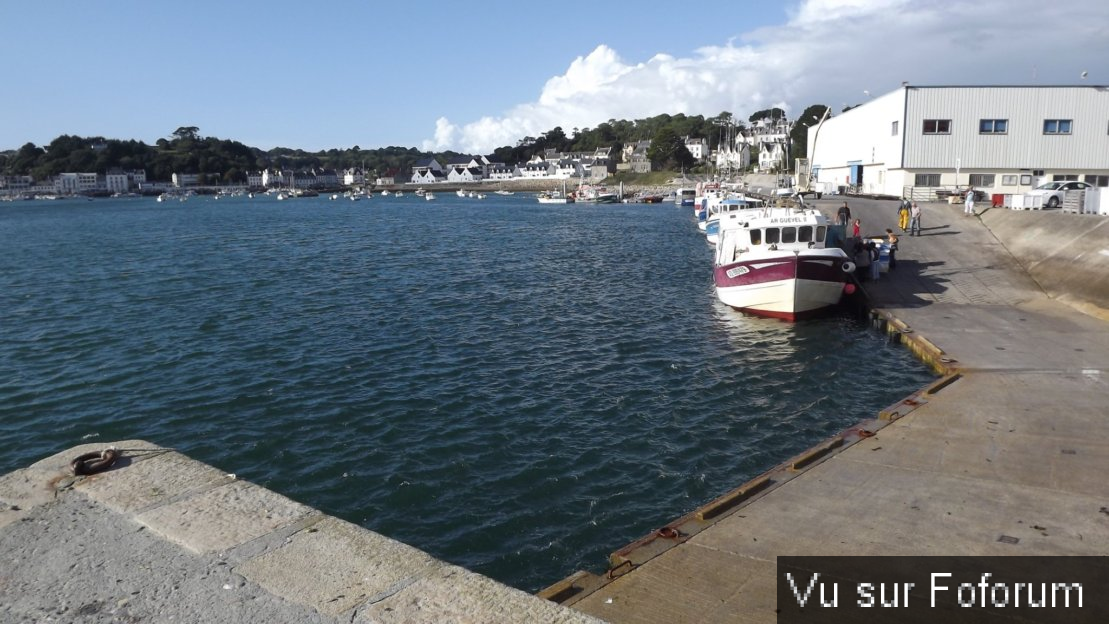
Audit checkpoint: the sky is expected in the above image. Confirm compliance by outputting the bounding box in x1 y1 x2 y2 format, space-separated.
1 0 1107 155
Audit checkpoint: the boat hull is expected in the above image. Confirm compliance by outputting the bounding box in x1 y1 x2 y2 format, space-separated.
713 251 850 321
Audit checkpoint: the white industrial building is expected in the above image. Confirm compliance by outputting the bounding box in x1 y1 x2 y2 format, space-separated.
808 85 1109 201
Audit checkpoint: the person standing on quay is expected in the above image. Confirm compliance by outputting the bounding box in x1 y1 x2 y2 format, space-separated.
885 228 899 269
909 202 922 236
964 187 976 216
852 218 861 239
898 200 911 232
837 201 851 226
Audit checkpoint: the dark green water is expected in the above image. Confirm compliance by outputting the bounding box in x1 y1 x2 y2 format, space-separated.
0 193 935 590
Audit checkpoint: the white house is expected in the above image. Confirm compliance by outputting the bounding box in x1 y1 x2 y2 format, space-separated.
684 136 709 161
446 167 484 183
56 172 99 193
105 171 129 193
247 171 264 188
809 85 1109 199
519 161 552 178
487 164 514 181
261 169 287 188
715 142 751 174
343 169 365 186
411 169 446 184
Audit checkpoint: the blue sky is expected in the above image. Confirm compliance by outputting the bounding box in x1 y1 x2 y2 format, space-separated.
2 0 1106 154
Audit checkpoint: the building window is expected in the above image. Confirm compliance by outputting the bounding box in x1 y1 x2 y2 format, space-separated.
1001 175 1018 186
1052 174 1079 182
915 173 941 186
892 121 899 136
969 174 995 187
923 119 951 134
1043 119 1072 134
1084 175 1109 187
979 119 1008 134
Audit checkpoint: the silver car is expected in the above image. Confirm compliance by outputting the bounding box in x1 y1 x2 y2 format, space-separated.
1028 180 1094 208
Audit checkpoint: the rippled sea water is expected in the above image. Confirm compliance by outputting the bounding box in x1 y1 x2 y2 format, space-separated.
0 194 935 590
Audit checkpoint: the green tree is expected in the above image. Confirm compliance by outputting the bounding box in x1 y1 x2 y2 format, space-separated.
647 128 695 171
789 104 831 165
749 108 786 123
172 126 200 141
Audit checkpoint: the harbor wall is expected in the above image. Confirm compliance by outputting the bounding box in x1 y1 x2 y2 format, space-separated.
980 208 1109 319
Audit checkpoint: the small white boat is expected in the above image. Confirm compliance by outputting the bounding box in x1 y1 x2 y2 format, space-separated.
457 189 467 197
495 190 514 195
381 190 391 196
425 192 436 201
395 191 404 198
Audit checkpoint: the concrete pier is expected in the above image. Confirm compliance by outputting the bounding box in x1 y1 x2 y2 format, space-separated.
0 441 600 623
550 198 1109 623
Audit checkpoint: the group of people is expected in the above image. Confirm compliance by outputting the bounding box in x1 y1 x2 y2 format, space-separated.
835 198 927 283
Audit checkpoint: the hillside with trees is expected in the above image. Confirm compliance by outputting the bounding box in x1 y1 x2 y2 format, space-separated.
1 107 834 181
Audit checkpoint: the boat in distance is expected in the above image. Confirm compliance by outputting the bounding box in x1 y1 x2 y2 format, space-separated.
713 206 854 321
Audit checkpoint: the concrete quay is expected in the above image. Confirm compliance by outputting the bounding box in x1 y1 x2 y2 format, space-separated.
550 197 1109 623
0 441 600 623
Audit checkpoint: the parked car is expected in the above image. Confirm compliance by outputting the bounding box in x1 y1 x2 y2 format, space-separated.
1027 180 1094 208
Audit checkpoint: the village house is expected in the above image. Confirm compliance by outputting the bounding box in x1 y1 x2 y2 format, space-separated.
446 166 484 183
684 137 709 161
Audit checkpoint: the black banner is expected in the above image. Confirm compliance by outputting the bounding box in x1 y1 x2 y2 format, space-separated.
777 557 1109 623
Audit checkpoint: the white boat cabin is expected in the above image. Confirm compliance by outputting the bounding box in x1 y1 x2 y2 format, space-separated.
715 208 832 264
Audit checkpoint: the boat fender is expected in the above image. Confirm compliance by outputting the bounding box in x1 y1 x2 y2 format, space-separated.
841 261 856 273
843 283 856 295
70 448 119 476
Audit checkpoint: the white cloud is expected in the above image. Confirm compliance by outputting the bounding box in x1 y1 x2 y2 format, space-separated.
425 0 1109 153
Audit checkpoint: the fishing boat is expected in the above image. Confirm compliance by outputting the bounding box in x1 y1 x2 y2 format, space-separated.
713 206 854 321
704 197 762 245
575 181 618 204
425 191 436 201
538 181 574 204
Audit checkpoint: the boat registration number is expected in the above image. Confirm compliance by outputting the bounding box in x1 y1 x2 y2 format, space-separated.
725 266 751 278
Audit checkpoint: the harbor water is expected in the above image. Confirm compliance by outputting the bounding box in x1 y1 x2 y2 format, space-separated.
0 193 936 591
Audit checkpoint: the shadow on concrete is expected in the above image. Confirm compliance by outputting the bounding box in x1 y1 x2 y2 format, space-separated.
865 259 950 308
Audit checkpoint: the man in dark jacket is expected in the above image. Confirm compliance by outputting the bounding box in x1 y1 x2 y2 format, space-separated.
837 201 851 226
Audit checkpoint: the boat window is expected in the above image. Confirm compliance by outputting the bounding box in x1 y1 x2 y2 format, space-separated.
816 225 826 242
765 228 780 244
750 229 762 245
798 226 813 243
782 227 797 244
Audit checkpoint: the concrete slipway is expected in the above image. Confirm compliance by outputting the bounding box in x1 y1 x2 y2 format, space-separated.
548 198 1109 622
3 198 1107 623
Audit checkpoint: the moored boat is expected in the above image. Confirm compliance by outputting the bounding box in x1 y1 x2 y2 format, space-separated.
704 197 762 245
713 206 854 321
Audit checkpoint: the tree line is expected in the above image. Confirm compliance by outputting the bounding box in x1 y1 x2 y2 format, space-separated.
0 106 831 182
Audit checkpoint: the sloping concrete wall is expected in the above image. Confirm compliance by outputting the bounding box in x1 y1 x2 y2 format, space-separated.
980 208 1109 319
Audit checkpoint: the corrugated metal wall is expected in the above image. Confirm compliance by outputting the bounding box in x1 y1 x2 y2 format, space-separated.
903 86 1109 170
